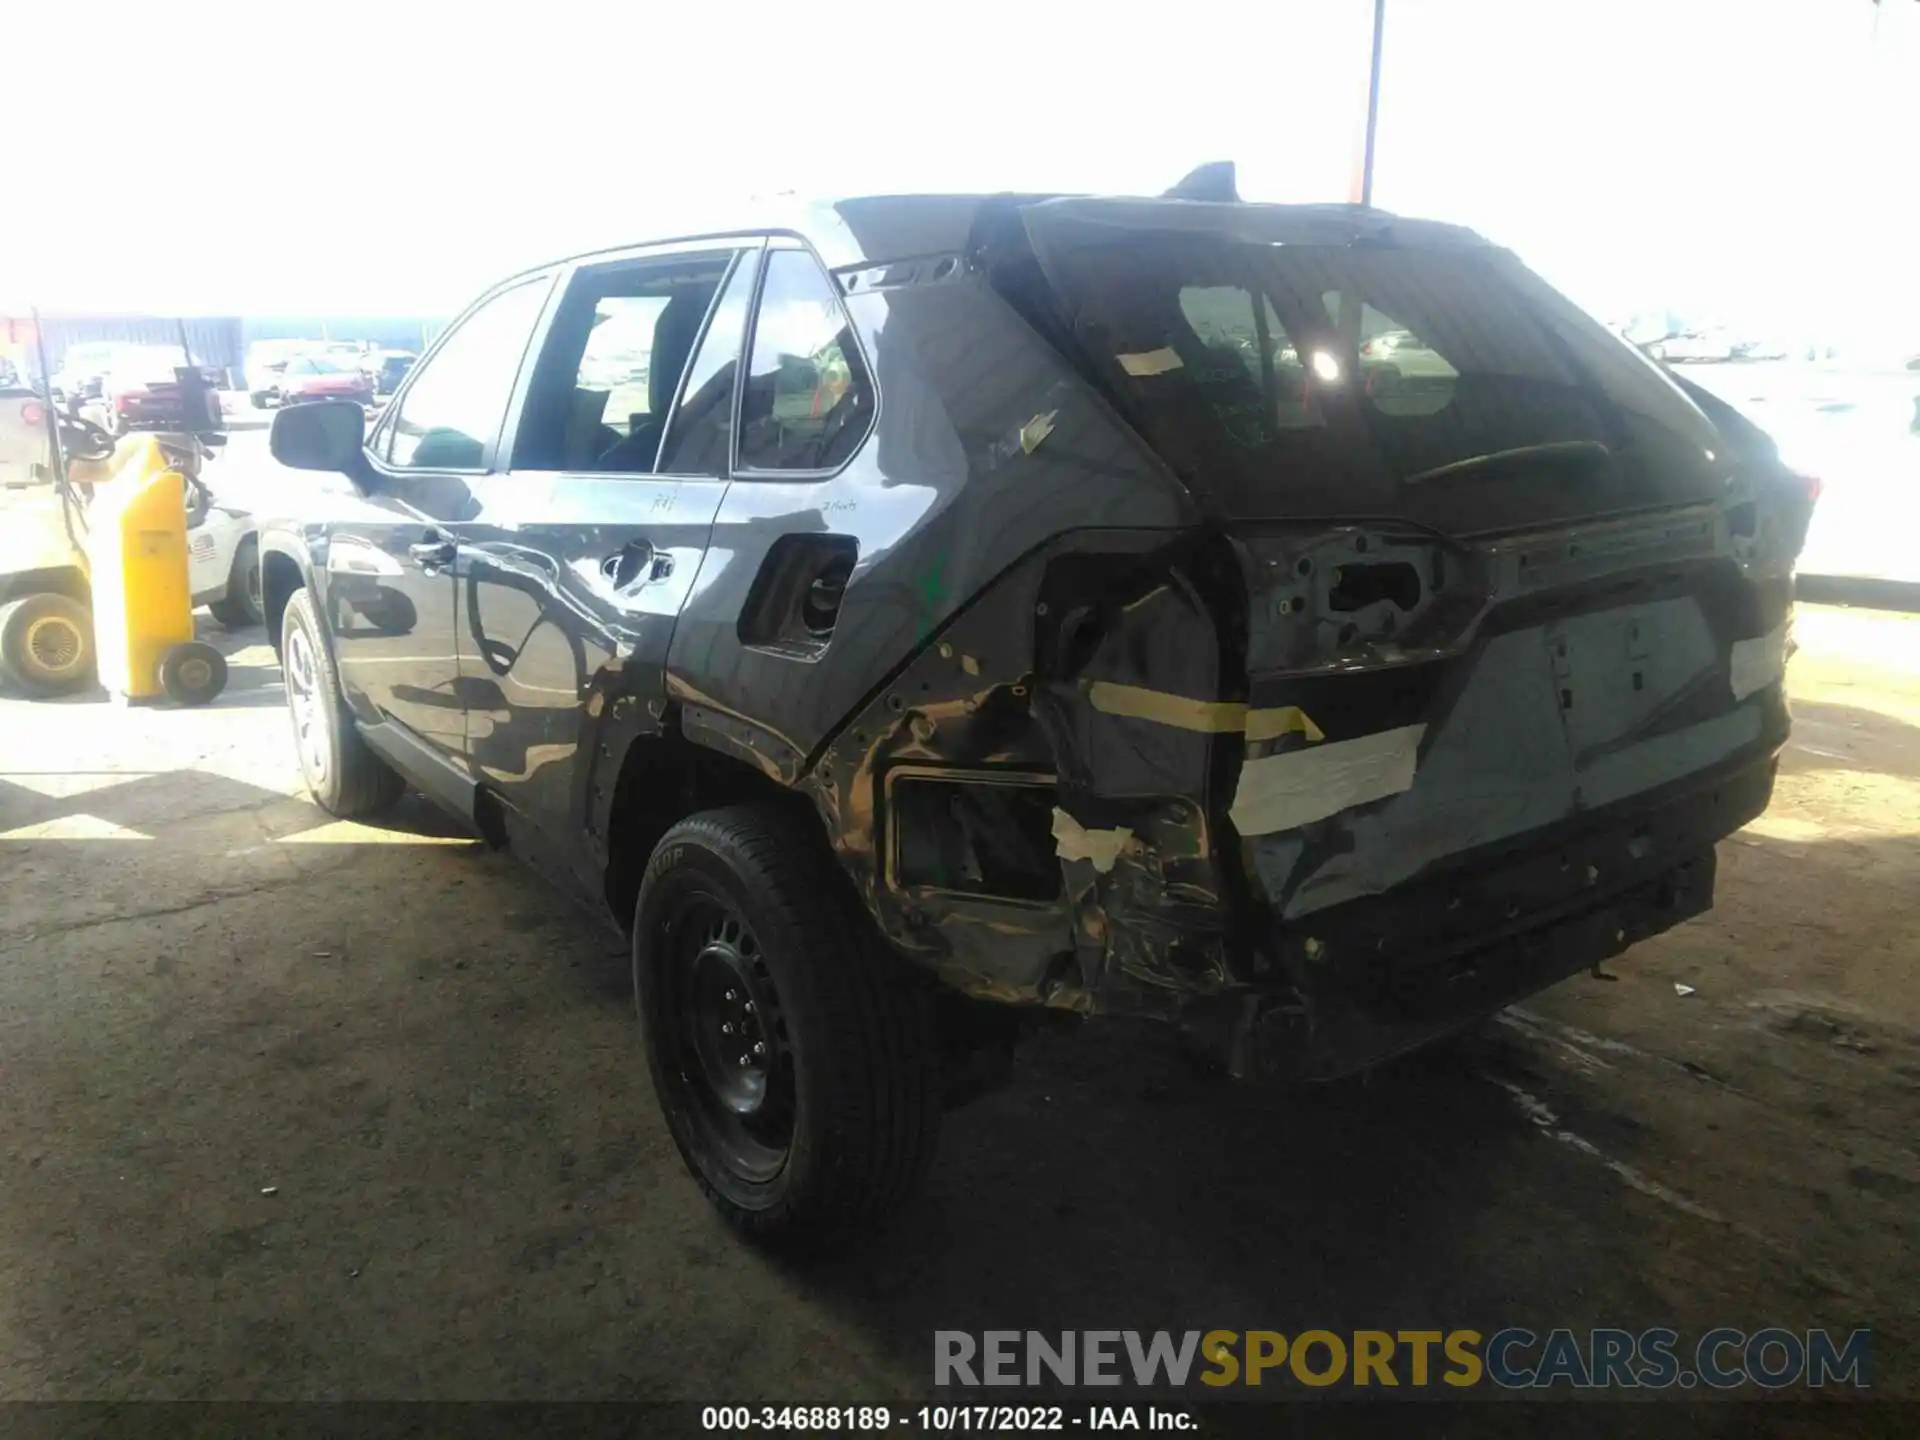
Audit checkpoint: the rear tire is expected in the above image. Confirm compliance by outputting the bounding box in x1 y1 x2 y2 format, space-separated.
280 587 404 817
0 593 96 697
635 806 941 1252
208 537 264 629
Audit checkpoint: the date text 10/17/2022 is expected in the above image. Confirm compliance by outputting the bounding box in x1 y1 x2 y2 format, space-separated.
701 1406 1195 1431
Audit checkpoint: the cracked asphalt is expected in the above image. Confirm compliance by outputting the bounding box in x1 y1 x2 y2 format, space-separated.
1 605 1917 1414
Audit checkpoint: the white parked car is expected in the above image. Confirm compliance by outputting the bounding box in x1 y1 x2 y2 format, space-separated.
1648 331 1737 363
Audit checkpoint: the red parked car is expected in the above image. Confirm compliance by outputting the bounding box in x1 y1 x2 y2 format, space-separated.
96 348 225 434
279 355 373 406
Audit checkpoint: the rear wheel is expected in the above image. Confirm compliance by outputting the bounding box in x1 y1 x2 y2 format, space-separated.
0 593 95 697
208 537 264 629
635 806 942 1252
280 587 404 817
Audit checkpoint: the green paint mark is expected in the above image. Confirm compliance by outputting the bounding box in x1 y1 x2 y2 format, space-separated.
916 549 949 640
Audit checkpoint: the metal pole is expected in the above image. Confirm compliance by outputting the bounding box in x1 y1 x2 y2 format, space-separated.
1360 0 1387 206
29 308 66 488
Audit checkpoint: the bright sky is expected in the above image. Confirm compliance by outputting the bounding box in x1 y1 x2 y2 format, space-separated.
5 0 1914 340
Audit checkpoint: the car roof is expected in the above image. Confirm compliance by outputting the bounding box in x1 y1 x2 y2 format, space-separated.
540 193 1495 282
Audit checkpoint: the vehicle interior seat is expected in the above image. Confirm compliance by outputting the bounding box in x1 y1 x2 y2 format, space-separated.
564 387 618 465
596 288 714 473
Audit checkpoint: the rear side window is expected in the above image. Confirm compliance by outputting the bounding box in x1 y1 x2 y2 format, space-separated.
736 250 873 472
386 279 548 470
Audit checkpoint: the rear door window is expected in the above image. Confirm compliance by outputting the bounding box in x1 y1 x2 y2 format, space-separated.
508 250 737 474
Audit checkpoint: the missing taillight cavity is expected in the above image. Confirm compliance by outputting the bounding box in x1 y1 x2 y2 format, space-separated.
1328 560 1423 613
892 775 1061 903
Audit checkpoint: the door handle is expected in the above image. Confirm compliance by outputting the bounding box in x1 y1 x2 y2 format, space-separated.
602 539 672 589
408 535 457 570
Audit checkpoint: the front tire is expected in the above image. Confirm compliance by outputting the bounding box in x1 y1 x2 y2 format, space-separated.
635 806 941 1252
280 587 404 817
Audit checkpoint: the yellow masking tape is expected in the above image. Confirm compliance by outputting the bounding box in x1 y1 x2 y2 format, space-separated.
1245 706 1326 744
1086 681 1323 743
1087 681 1246 731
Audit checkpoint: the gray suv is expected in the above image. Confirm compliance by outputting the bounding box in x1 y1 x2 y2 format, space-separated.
262 180 1814 1249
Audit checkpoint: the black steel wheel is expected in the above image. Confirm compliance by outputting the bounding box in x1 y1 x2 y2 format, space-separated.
635 806 941 1251
661 897 797 1184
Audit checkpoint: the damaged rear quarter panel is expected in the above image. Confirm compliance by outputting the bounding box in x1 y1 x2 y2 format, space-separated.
666 209 1806 1081
860 484 1804 1075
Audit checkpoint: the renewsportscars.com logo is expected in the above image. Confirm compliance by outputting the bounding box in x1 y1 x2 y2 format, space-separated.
934 1328 1872 1391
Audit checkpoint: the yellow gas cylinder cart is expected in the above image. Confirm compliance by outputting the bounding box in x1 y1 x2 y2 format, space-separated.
85 434 227 705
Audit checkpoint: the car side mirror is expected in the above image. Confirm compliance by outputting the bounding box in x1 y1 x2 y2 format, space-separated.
271 399 366 474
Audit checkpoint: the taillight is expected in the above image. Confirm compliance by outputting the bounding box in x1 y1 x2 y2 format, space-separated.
116 393 138 412
20 401 44 427
1794 471 1823 505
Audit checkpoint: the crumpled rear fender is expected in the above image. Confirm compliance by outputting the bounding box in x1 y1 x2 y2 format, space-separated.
806 477 1804 1077
802 525 1249 1017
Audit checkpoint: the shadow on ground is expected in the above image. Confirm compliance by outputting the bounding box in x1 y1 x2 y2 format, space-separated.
1 647 1915 1411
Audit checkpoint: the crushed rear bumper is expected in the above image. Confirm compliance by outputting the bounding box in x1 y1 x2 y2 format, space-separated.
1203 749 1776 1080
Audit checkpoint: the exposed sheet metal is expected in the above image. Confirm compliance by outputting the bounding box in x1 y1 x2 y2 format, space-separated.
1230 723 1426 837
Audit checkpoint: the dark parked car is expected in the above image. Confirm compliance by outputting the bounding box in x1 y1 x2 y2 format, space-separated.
360 349 417 397
260 184 1815 1250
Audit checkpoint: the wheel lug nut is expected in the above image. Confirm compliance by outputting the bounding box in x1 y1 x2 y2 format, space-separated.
721 1022 734 1035
743 1002 754 1014
724 989 737 1002
752 1041 765 1057
737 1054 750 1067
